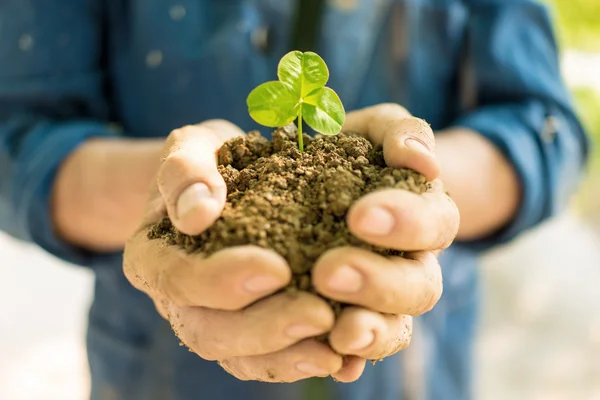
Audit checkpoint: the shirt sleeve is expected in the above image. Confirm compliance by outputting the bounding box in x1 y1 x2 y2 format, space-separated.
0 1 123 267
452 0 590 250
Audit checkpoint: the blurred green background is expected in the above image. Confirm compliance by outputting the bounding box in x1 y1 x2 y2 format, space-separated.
546 0 600 51
544 0 600 217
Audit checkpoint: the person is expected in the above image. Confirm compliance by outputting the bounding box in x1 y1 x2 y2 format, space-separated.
0 1 589 399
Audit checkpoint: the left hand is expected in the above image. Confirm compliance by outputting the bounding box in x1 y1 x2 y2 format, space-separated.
312 104 460 382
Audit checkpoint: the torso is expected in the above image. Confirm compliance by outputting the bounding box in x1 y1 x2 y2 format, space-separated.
90 2 479 399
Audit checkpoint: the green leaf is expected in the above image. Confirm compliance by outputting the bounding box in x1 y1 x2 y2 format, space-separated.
247 50 345 150
302 87 345 135
277 51 303 95
278 51 329 98
300 52 329 97
246 81 299 127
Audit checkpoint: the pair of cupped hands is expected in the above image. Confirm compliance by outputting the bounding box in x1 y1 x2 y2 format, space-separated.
124 104 460 383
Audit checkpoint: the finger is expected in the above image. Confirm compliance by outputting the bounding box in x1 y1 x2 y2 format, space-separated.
152 297 169 320
344 104 412 144
343 104 439 181
167 292 335 360
158 120 244 235
218 340 343 383
313 248 442 315
347 185 459 251
331 356 366 383
329 307 412 360
124 236 290 309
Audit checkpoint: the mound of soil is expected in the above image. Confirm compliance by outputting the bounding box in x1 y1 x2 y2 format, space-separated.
148 124 429 313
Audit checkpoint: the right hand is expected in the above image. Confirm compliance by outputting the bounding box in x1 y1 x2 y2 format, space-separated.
123 120 349 382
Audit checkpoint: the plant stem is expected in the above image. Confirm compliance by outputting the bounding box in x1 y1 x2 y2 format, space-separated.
297 113 304 152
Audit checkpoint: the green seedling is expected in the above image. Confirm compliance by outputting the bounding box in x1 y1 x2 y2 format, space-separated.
246 51 345 152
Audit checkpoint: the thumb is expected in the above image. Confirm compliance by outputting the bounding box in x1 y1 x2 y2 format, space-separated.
157 120 243 235
344 104 440 181
382 117 439 182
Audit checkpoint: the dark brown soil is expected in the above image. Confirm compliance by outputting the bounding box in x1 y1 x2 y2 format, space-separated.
148 124 429 314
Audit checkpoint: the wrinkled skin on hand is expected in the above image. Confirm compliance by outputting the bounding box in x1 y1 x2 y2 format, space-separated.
123 104 459 383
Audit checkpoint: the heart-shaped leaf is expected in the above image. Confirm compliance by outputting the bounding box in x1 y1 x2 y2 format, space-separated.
303 87 345 135
278 51 329 98
247 81 299 127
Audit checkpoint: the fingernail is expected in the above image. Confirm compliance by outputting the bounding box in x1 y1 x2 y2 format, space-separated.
404 137 431 155
243 275 282 294
296 362 329 377
348 331 375 351
327 266 363 293
177 182 212 219
357 207 394 236
285 324 324 339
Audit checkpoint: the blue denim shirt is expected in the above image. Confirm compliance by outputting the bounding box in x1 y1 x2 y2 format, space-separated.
0 1 589 399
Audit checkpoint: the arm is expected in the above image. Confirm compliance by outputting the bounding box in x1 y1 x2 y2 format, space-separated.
436 0 589 244
0 1 160 264
435 128 520 241
52 138 162 252
321 2 588 370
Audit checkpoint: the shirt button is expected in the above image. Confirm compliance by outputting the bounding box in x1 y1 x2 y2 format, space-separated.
18 34 34 51
169 5 186 21
329 0 359 12
251 26 271 54
541 115 560 143
146 50 163 68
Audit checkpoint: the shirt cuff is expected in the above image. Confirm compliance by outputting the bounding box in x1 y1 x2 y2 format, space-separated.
14 119 124 268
